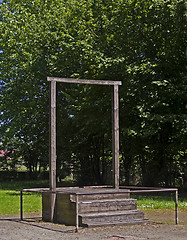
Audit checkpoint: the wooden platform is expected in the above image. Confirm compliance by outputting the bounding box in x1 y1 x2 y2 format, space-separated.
42 187 149 227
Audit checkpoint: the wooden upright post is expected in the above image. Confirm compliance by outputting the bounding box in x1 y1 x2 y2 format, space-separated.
49 80 56 222
47 77 121 191
112 85 120 189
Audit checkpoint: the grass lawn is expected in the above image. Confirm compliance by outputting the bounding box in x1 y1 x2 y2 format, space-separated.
0 181 186 215
135 195 187 210
0 180 48 214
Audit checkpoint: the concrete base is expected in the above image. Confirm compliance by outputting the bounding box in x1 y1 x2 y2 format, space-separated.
42 186 148 226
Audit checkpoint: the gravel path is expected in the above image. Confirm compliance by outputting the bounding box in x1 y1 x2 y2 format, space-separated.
0 209 187 240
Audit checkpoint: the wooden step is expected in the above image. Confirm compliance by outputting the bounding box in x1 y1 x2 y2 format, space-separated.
78 199 137 214
42 189 149 227
83 219 150 227
80 209 145 225
70 191 130 202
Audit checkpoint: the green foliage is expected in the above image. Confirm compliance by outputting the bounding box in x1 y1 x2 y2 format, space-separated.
0 0 186 186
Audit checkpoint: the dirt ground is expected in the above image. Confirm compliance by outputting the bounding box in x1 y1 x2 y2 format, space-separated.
0 209 187 240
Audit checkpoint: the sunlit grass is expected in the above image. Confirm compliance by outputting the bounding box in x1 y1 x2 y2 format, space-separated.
0 179 76 215
0 190 42 214
134 195 187 210
0 180 47 214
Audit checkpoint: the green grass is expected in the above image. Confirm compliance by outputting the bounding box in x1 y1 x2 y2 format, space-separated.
0 179 76 215
0 181 187 215
0 180 48 214
0 191 42 214
133 195 187 210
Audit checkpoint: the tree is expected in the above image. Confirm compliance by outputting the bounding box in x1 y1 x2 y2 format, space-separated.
0 0 186 187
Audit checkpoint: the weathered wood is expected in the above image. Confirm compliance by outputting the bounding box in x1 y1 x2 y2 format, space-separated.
112 85 120 189
42 190 142 227
71 192 130 201
83 219 149 227
78 199 137 214
49 80 57 222
80 209 145 224
42 192 51 221
22 186 179 226
47 77 122 86
42 192 76 225
48 77 121 192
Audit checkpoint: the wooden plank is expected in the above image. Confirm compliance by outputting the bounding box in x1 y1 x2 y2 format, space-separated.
49 80 57 222
84 219 149 227
112 85 120 189
47 77 122 86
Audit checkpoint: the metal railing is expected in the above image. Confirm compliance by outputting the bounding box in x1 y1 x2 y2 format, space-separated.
20 186 179 232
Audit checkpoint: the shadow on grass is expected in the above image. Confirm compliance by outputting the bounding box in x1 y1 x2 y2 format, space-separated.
5 192 41 196
0 179 76 191
0 180 49 191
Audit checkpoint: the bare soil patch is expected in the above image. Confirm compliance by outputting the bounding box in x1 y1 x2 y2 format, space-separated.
0 209 187 240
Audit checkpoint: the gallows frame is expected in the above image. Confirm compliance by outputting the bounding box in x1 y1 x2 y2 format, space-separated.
47 77 122 221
